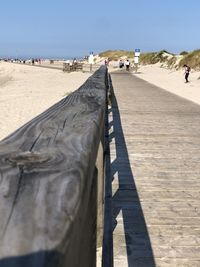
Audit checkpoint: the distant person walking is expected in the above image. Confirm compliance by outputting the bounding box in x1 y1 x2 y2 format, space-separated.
183 64 190 83
125 59 130 71
119 59 124 69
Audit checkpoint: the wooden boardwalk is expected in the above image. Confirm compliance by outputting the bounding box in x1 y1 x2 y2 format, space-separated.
109 70 200 267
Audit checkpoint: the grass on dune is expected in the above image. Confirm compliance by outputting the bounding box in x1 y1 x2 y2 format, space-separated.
178 49 200 70
99 50 134 61
98 49 200 70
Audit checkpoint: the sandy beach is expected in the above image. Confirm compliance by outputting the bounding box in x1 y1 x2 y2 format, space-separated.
0 62 91 141
1 61 200 141
133 63 200 106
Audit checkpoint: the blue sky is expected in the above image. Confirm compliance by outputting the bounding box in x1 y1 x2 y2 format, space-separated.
0 0 200 58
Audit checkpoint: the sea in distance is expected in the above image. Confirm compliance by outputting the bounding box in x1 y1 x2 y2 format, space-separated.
0 54 85 61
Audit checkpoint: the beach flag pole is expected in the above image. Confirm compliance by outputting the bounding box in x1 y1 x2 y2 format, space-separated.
88 52 94 72
134 49 140 73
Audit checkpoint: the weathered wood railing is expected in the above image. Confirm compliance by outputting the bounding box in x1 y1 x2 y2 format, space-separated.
0 66 109 267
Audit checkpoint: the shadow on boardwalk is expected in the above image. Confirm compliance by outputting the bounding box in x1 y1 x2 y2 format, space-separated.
110 79 156 267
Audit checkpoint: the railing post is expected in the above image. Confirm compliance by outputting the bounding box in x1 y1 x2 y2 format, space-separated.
96 138 105 249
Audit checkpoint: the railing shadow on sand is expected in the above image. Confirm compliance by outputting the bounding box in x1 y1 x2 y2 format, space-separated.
109 78 156 267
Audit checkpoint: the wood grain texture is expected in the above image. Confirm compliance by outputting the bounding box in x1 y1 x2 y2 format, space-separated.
0 66 108 267
110 70 200 267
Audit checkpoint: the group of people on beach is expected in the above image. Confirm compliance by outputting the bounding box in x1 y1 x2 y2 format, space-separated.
119 59 130 71
119 60 191 82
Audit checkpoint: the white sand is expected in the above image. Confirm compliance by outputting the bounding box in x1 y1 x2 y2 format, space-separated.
133 64 200 105
0 62 91 141
1 62 200 141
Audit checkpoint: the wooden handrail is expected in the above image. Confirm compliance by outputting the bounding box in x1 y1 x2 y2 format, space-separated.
0 66 109 267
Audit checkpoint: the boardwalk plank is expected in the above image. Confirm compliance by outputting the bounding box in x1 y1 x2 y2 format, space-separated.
110 71 200 267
